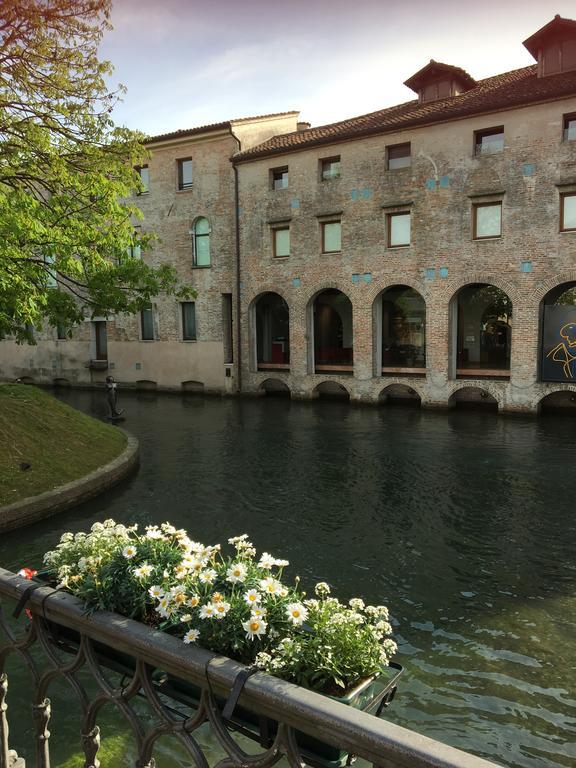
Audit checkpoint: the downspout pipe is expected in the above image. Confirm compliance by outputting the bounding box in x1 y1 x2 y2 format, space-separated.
231 132 242 394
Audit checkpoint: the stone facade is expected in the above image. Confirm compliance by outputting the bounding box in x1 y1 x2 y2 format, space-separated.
235 99 576 412
0 113 298 394
2 17 576 414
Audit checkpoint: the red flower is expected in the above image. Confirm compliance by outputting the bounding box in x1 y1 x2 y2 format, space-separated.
18 567 37 580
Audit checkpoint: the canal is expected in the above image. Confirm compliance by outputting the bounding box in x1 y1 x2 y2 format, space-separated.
1 389 575 767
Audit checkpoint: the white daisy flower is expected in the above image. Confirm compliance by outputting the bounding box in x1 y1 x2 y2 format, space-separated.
286 603 308 626
214 601 231 619
174 564 189 580
226 563 247 583
148 585 164 599
274 558 289 568
258 553 276 570
228 534 249 544
133 563 153 579
183 629 200 644
199 569 217 584
187 595 200 608
199 603 216 619
242 618 268 639
244 589 261 605
259 577 280 595
122 545 137 559
250 606 267 619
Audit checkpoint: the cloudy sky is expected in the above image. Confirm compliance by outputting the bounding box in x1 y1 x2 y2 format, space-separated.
100 0 576 137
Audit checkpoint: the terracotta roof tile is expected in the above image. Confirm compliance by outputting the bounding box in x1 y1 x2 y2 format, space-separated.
145 111 298 144
234 65 576 162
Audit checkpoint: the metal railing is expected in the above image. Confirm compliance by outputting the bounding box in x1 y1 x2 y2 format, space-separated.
0 567 501 768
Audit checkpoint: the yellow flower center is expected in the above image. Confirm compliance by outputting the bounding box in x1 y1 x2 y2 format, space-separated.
213 593 223 602
250 621 260 632
292 610 300 617
175 594 186 604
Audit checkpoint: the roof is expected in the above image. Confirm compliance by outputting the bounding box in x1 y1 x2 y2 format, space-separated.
404 60 477 93
233 65 576 163
523 15 576 58
144 111 299 145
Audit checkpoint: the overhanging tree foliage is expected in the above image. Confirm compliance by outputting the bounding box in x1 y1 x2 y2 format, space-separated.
0 0 193 342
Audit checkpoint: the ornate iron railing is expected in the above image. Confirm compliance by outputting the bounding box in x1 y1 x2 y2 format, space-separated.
0 567 501 768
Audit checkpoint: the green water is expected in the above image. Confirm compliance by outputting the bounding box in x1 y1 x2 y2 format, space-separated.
1 390 575 767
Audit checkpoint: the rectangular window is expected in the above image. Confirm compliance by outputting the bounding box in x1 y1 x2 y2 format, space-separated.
56 322 68 340
140 306 154 340
563 113 576 141
271 167 288 190
473 202 502 239
387 143 411 170
321 156 341 181
181 302 197 340
388 212 411 247
222 293 233 363
178 158 193 190
561 193 576 231
135 165 149 194
474 127 504 155
273 227 290 257
322 221 342 253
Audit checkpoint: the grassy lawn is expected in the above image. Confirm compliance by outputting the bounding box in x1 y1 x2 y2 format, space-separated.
0 384 127 506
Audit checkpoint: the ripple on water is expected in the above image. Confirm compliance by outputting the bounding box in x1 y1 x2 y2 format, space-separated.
1 392 575 768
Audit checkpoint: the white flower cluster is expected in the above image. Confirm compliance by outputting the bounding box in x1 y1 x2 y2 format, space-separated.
40 522 397 694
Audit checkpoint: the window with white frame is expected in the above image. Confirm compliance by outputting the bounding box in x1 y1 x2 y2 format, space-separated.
473 202 502 239
387 212 411 247
192 217 211 266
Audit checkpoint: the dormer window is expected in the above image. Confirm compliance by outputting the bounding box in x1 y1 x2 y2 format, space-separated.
523 15 576 77
404 60 476 104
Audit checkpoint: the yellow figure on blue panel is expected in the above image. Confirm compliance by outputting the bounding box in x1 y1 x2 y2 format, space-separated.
546 322 576 378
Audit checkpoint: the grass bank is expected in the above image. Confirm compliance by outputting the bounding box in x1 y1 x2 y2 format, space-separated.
0 384 127 506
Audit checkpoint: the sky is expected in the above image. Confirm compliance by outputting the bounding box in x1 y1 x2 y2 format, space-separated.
99 0 576 137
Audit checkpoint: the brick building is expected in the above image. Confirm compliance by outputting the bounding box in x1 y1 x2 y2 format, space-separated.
234 15 576 413
0 112 299 394
2 16 576 413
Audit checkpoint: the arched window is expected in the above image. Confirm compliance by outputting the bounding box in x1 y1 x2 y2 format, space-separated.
455 284 512 377
540 282 576 381
380 286 426 373
255 293 290 370
312 289 353 374
192 218 211 267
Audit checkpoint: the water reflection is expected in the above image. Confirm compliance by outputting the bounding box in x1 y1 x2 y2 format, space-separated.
1 391 575 767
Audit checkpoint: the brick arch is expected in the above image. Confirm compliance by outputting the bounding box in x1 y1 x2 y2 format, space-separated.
531 384 576 410
292 281 355 326
446 381 504 407
298 281 355 310
313 380 351 396
532 271 576 304
367 278 428 306
378 382 425 400
245 286 291 311
440 273 521 306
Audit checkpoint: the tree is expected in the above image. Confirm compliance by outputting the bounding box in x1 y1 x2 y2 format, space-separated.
0 0 193 342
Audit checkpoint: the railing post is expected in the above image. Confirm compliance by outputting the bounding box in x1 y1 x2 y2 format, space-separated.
32 699 51 768
81 725 100 768
0 676 25 768
0 674 10 768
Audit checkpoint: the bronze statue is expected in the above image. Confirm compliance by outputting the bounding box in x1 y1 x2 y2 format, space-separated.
105 376 124 419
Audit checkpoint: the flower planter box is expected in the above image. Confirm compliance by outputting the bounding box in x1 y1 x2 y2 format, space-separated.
31 522 401 768
42 616 402 768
